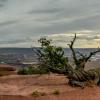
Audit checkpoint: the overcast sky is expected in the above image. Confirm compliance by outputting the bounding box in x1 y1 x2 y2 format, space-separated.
0 0 100 48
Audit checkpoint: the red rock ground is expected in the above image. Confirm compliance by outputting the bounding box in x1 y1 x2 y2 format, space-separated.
0 61 100 100
0 74 100 100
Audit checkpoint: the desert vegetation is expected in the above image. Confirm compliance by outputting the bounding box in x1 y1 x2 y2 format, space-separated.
36 34 100 87
52 89 60 95
18 37 67 75
36 37 67 74
32 90 46 97
17 34 100 87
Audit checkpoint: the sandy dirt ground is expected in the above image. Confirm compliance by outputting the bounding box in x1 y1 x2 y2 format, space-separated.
0 60 100 100
0 74 100 100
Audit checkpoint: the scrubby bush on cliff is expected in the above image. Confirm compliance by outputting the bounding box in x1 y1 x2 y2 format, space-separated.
17 66 49 75
35 37 68 74
17 68 28 75
18 34 100 87
36 34 100 87
18 37 67 75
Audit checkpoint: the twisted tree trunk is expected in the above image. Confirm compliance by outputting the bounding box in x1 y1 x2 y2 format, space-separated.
66 34 100 87
68 34 100 70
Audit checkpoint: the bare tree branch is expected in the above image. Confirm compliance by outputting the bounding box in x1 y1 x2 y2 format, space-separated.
68 33 78 65
77 51 87 59
68 34 100 70
86 48 100 62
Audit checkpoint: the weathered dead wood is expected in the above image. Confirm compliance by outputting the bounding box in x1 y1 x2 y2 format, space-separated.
68 34 100 70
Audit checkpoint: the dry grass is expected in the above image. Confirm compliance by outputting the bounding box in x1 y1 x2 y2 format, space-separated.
32 90 46 97
52 89 60 95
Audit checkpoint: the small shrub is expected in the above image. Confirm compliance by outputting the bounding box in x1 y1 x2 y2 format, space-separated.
17 68 28 75
17 66 49 75
32 90 46 97
32 91 40 97
52 89 60 95
27 67 34 75
85 80 95 87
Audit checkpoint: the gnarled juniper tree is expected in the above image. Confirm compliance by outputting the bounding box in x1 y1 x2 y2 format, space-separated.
35 37 68 73
66 34 100 87
35 35 100 87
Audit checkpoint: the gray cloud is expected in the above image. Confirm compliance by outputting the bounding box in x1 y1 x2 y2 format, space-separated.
0 0 100 47
0 19 19 26
0 38 31 44
29 8 63 14
0 0 8 7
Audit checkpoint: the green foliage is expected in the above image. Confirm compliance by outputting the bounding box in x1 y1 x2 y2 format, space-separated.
17 68 28 75
17 66 49 75
37 37 67 73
